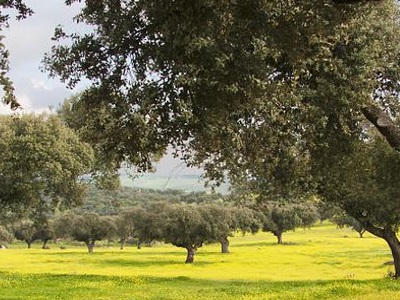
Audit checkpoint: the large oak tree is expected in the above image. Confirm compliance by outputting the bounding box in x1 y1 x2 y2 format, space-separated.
43 0 400 276
44 1 400 173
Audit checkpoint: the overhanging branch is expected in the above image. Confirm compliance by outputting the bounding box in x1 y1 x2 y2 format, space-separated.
361 105 400 151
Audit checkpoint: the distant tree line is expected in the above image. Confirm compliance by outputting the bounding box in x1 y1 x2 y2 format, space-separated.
1 187 367 263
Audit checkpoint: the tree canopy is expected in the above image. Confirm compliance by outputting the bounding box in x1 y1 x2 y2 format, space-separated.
54 212 116 253
0 114 94 212
44 1 400 188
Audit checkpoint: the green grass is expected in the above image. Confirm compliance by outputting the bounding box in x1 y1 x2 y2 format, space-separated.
1 224 400 299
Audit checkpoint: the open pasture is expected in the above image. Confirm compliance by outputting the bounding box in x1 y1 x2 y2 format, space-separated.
0 224 399 299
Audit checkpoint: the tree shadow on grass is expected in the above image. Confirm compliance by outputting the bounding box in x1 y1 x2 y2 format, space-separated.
27 249 218 267
98 258 215 268
232 241 304 248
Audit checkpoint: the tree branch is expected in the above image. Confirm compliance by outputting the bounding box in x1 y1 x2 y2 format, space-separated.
361 105 400 151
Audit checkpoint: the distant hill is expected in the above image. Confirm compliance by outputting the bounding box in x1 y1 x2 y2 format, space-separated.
120 173 230 194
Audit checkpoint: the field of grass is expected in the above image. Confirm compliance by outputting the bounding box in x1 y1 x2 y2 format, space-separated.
1 224 400 299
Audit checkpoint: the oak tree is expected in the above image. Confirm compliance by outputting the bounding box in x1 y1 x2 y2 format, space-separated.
259 202 319 244
43 0 400 276
0 114 94 212
163 204 211 263
54 212 116 253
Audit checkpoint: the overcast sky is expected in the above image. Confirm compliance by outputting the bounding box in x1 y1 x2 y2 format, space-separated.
2 0 203 178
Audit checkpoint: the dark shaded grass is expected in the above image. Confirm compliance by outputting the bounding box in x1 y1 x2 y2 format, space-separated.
1 272 400 300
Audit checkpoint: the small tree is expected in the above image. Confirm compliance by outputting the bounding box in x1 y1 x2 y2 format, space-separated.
13 220 36 249
199 204 261 253
30 203 55 249
332 212 366 238
129 204 167 249
163 204 211 263
260 202 318 244
198 204 233 254
114 213 135 250
0 226 13 246
54 212 115 253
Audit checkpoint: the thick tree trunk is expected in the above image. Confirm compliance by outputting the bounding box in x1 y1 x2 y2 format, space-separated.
27 241 31 249
383 232 400 278
185 246 196 264
220 237 230 253
363 223 400 278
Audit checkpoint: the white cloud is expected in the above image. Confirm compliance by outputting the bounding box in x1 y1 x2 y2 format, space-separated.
31 78 52 91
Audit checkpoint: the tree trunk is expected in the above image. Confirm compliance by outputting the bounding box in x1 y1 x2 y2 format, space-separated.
137 241 142 250
382 231 400 278
359 230 366 238
42 239 49 249
27 241 31 249
362 222 400 278
274 232 283 244
85 240 95 254
185 246 196 264
362 105 400 151
220 236 230 253
120 238 125 250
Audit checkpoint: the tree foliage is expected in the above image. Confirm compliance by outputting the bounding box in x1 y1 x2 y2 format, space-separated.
163 204 211 263
260 202 319 244
0 225 13 245
122 204 166 249
199 204 261 253
318 136 400 277
0 0 32 108
0 114 94 212
44 1 400 187
331 211 366 238
12 219 36 249
54 212 116 253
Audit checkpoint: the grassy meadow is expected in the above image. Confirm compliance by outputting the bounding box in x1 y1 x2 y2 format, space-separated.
1 224 400 299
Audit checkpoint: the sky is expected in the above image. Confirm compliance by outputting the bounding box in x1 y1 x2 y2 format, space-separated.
1 0 204 179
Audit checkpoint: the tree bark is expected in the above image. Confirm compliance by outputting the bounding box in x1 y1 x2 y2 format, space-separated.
137 241 142 250
27 241 31 249
185 246 196 264
220 236 230 253
358 230 366 238
362 105 400 151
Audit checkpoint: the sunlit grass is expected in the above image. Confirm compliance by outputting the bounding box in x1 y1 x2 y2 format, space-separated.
1 223 399 299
